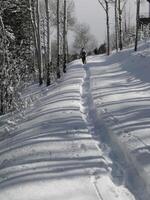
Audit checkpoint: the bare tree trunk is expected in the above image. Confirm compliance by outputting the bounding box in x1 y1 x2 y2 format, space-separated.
0 16 6 65
0 15 6 114
115 0 118 52
29 0 38 71
57 0 60 78
42 18 46 75
135 0 140 51
66 39 69 62
124 8 127 33
123 6 128 45
36 0 43 85
118 0 123 50
63 0 67 73
0 88 4 114
106 2 110 55
128 1 131 30
149 1 150 35
98 0 110 55
45 0 51 86
29 0 43 85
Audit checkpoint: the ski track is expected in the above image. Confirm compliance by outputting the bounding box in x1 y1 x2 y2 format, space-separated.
79 63 136 200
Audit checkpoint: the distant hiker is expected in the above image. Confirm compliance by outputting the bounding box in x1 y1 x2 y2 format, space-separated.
80 47 87 64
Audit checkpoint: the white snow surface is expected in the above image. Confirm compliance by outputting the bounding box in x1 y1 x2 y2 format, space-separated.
1 41 150 200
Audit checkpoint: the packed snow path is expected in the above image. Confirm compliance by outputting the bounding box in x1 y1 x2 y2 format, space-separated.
1 43 150 200
0 61 135 200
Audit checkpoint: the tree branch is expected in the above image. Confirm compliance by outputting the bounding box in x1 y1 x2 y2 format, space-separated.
98 0 106 12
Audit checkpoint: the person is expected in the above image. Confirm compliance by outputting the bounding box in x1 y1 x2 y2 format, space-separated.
80 47 87 64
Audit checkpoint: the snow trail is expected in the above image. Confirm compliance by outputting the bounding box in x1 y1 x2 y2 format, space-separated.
79 63 136 200
1 60 132 200
1 48 149 200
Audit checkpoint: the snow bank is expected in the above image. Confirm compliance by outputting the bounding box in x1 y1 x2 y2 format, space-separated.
90 41 150 199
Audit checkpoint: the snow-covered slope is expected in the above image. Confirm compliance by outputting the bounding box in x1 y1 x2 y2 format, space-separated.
0 41 150 200
90 41 150 199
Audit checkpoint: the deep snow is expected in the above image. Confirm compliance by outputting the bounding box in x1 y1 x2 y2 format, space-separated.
0 41 150 200
90 41 150 199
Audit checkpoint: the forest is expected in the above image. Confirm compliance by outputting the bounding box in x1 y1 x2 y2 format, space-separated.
0 0 148 115
1 1 150 200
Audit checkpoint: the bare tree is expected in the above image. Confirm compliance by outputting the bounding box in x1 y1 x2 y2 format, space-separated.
110 0 127 50
118 0 122 50
49 0 75 66
63 0 67 73
73 23 97 53
118 0 127 50
29 0 43 85
0 15 6 114
41 17 46 74
56 0 60 78
135 0 140 51
29 0 38 70
45 0 52 86
98 0 110 55
115 0 118 51
36 0 43 85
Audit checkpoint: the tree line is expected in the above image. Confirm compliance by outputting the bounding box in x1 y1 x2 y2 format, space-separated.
0 0 76 115
0 0 149 115
98 0 150 55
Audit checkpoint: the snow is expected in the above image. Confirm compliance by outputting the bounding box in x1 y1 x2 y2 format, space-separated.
90 41 150 199
1 41 150 199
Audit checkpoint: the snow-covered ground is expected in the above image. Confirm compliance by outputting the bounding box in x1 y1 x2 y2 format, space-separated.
0 41 150 200
90 41 150 200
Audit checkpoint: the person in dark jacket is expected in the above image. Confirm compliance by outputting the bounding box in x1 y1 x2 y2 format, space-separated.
80 47 87 64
